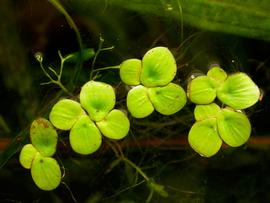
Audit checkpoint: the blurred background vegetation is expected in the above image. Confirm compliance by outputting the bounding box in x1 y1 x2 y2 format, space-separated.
0 0 270 202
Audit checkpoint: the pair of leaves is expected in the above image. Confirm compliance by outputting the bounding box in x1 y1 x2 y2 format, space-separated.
188 104 251 157
49 81 130 155
19 118 61 190
127 84 186 118
120 47 186 118
187 67 260 109
120 47 176 87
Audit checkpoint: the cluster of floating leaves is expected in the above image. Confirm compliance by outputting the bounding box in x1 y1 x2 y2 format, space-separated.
187 66 260 157
19 47 260 191
19 118 61 190
20 81 130 190
50 81 130 155
120 47 187 118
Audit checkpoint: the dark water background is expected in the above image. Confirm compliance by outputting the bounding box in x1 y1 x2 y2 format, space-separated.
0 0 270 202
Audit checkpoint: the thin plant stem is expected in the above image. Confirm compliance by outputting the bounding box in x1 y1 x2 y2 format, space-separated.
102 180 145 200
106 140 121 158
90 36 115 80
106 140 150 182
62 182 79 203
121 157 150 182
39 61 54 82
177 0 184 43
146 188 154 203
36 51 73 97
92 65 120 73
58 50 65 78
48 0 83 86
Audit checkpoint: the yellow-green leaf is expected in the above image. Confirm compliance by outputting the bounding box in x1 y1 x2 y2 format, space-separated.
70 115 102 155
207 66 227 84
49 99 85 130
96 109 130 140
127 85 154 118
19 144 38 169
120 59 142 85
30 118 58 157
140 47 176 87
217 108 251 147
217 73 260 109
80 81 116 122
148 83 186 115
31 153 61 191
188 118 222 157
187 76 216 104
194 103 221 121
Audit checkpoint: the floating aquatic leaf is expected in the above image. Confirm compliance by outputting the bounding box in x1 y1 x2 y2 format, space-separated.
217 108 251 147
188 118 222 157
148 83 186 115
31 153 61 191
65 48 95 63
96 109 130 140
49 99 85 130
70 115 102 155
19 144 38 169
120 59 142 85
207 66 227 84
30 118 58 157
80 81 116 122
194 103 221 121
140 47 176 87
127 85 154 118
217 73 260 109
187 76 216 104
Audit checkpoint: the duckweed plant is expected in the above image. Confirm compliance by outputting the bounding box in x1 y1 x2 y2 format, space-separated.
19 45 260 193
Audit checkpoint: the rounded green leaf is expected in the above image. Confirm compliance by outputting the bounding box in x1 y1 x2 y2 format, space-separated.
49 99 85 130
188 118 222 157
187 76 217 104
207 66 227 83
96 109 130 140
140 47 176 87
217 73 260 109
194 103 221 121
70 115 102 155
31 153 61 191
127 85 154 118
217 108 251 147
148 83 187 115
80 81 116 122
30 118 58 157
19 144 38 169
120 59 142 85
